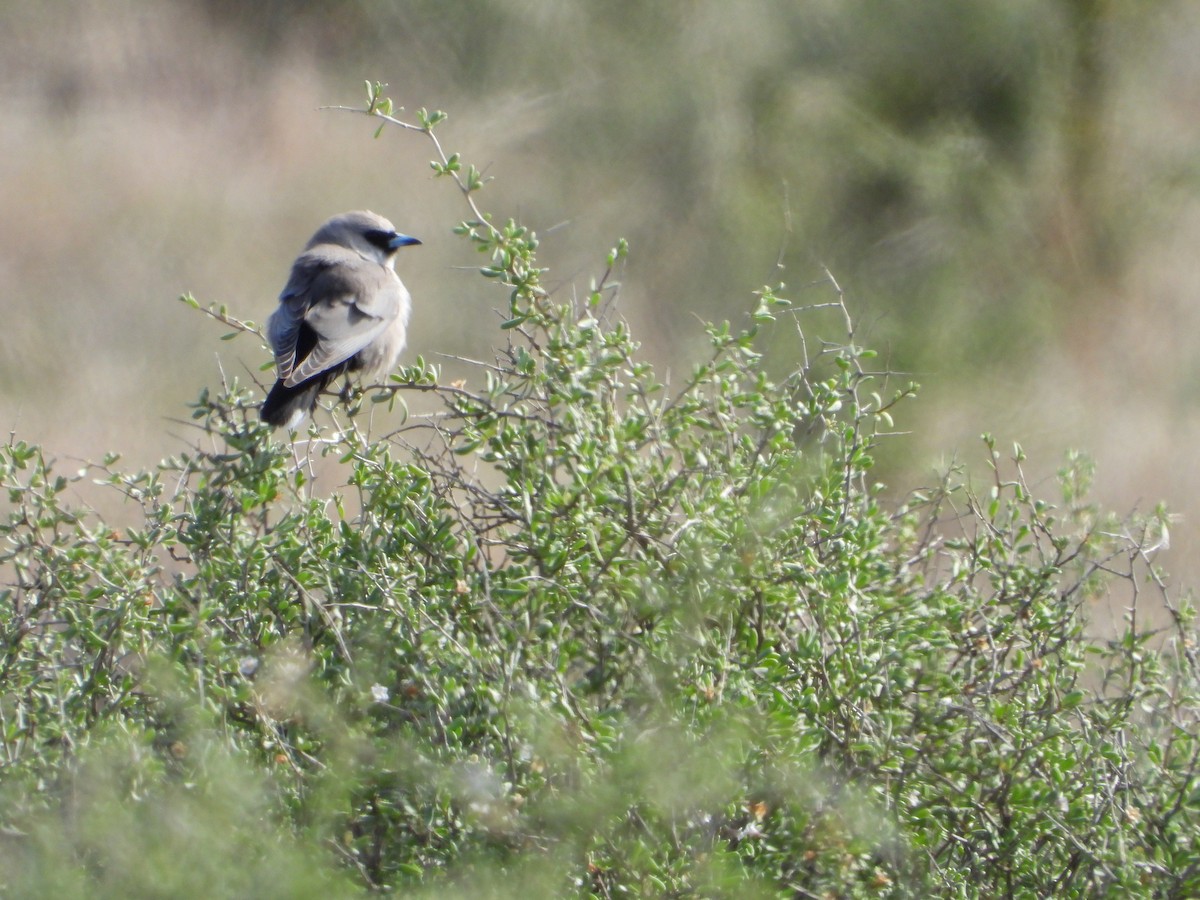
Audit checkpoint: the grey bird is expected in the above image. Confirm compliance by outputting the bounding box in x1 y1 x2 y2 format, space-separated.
260 210 421 429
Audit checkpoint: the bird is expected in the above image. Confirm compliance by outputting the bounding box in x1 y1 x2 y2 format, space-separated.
260 210 421 429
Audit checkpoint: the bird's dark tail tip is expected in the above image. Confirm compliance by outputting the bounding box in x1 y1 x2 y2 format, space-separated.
261 377 326 430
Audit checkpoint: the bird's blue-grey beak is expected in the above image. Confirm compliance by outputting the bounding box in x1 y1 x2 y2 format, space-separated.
389 233 422 249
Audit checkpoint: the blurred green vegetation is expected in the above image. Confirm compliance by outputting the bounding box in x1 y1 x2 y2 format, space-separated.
1 3 1199 582
187 0 1147 367
3 1 1195 470
1 102 1196 895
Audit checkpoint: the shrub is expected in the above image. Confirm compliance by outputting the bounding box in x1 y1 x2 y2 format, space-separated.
0 87 1197 897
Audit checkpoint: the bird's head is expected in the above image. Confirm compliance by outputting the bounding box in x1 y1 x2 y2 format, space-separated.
306 210 421 267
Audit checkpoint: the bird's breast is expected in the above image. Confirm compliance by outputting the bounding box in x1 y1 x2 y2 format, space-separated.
353 280 411 377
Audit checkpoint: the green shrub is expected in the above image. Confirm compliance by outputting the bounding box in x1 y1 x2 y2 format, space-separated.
0 88 1197 897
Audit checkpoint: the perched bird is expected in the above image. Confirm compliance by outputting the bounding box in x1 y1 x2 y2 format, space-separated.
260 211 421 429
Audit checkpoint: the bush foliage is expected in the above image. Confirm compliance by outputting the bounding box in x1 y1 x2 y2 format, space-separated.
1 90 1197 897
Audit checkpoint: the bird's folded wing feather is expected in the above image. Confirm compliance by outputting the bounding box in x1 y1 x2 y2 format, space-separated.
267 301 303 381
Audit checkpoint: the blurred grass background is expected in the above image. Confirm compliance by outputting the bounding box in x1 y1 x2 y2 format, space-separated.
2 0 1199 584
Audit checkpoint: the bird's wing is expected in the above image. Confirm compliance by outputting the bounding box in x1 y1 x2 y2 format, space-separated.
268 252 332 382
267 297 304 382
274 250 404 388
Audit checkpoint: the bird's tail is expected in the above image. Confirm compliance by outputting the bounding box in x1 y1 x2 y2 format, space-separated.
260 373 333 429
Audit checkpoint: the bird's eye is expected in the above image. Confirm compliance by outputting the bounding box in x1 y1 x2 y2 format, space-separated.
364 229 396 252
